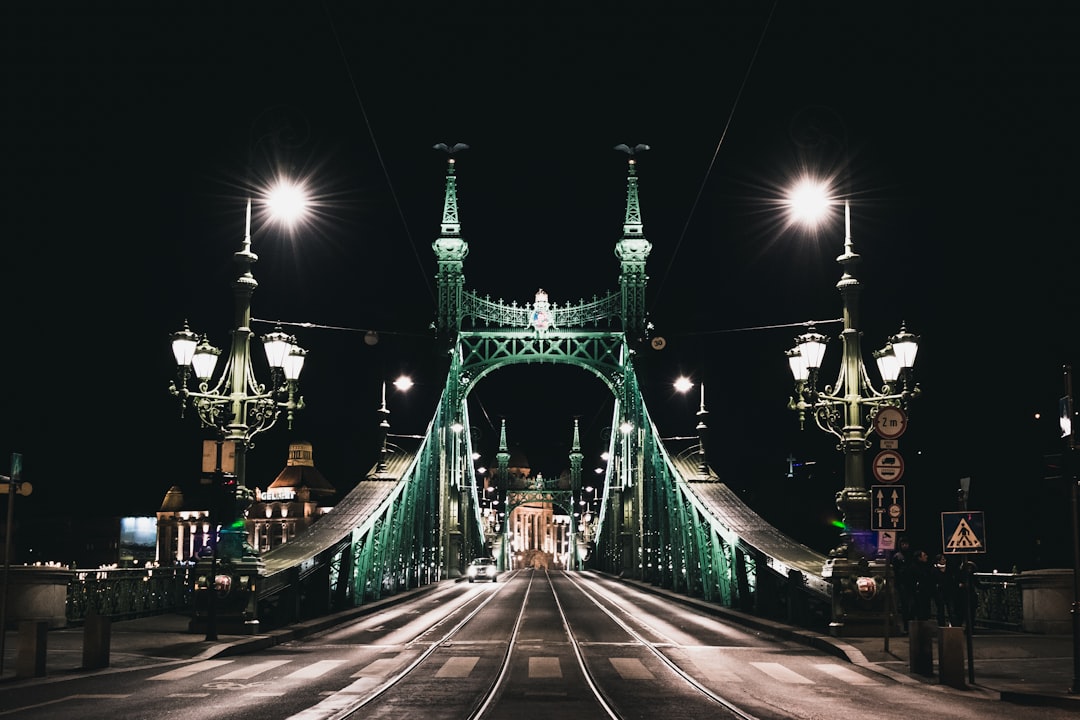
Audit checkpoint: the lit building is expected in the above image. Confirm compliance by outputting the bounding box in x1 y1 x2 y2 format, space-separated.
156 441 336 564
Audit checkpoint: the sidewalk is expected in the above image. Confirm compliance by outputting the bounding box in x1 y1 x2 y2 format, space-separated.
2 604 1079 710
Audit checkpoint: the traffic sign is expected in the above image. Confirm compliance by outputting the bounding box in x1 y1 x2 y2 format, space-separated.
877 529 897 552
874 407 907 439
872 450 905 482
0 481 31 496
871 484 905 531
941 511 987 554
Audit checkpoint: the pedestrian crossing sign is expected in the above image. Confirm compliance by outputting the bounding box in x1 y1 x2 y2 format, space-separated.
941 511 987 554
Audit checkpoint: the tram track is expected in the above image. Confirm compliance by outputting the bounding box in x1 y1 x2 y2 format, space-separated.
313 569 765 720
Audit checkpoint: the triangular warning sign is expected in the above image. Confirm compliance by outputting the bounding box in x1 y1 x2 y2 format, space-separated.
946 518 983 550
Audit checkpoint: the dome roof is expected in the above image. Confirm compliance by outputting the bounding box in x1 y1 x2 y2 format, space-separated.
268 441 336 496
160 485 184 512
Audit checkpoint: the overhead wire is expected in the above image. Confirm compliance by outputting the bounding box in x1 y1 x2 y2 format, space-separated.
322 3 436 304
649 1 779 313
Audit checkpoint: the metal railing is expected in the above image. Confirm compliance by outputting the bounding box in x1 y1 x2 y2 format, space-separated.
66 566 195 624
973 572 1023 630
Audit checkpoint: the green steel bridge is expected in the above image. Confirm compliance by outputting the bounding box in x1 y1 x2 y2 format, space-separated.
242 147 837 633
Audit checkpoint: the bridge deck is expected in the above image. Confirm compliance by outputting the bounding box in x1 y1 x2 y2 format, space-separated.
668 445 831 598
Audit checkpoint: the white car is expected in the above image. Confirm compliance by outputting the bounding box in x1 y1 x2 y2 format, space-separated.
467 557 498 582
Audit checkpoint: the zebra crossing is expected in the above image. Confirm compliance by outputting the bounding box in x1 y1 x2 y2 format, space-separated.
148 652 884 696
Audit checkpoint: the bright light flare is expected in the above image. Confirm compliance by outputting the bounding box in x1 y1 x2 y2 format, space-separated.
673 376 694 394
264 178 309 226
787 178 833 227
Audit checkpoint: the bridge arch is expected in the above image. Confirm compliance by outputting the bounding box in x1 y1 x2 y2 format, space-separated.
236 148 834 636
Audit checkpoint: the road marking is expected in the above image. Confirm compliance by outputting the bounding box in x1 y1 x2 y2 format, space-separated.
529 656 562 678
219 659 291 679
683 648 745 682
150 659 234 680
814 663 882 685
436 656 479 678
339 676 381 693
749 662 813 683
353 657 405 677
0 695 130 717
610 657 654 680
284 660 345 679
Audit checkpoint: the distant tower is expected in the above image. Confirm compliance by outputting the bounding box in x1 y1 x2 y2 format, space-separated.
614 144 652 342
432 144 469 341
496 417 510 488
569 418 583 496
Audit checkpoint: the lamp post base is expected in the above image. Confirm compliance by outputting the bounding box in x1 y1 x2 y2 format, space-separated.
823 557 897 637
189 553 264 636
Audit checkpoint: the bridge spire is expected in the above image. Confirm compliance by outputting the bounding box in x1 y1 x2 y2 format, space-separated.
496 417 510 486
432 143 470 341
569 417 583 494
613 144 652 343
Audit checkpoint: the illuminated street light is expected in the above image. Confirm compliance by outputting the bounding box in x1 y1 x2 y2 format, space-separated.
784 181 920 629
377 375 412 473
170 189 310 494
169 179 310 638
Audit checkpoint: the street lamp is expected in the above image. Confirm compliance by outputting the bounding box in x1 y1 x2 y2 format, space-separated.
169 186 309 634
784 188 920 565
377 375 412 473
170 194 309 497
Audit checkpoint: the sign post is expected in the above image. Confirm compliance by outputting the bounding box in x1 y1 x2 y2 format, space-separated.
0 453 25 677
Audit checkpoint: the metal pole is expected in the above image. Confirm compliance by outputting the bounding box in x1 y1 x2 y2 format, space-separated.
204 438 223 642
959 483 976 685
0 470 14 677
1063 364 1079 694
883 550 892 653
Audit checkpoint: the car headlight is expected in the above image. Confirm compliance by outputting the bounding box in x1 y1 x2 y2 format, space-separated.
467 566 477 577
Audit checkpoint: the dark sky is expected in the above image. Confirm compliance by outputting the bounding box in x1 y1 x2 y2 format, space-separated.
3 2 1079 570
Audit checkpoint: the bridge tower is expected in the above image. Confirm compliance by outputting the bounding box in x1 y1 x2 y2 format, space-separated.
250 145 835 631
428 145 655 579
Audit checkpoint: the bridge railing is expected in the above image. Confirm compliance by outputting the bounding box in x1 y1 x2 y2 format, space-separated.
461 290 620 328
66 566 195 624
972 572 1023 630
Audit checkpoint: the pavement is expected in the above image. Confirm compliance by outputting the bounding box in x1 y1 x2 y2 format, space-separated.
2 586 1079 711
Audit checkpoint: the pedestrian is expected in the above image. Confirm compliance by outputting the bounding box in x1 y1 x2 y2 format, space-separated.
908 549 934 622
951 559 981 628
931 553 951 626
890 536 913 632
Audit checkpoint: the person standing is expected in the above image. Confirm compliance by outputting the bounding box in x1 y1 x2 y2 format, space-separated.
931 554 952 626
908 550 934 622
890 537 913 632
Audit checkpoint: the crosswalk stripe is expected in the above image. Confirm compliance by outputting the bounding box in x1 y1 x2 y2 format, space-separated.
352 657 403 677
435 656 480 678
529 657 562 678
814 663 882 685
609 657 654 680
150 660 234 680
219 659 292 679
749 662 813 683
284 660 346 679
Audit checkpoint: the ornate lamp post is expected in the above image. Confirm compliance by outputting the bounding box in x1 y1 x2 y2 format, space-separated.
783 182 920 631
169 187 308 634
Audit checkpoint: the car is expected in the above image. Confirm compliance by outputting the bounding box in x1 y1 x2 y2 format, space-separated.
466 557 498 583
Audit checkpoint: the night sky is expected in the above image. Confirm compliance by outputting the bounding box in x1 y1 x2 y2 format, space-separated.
3 3 1078 571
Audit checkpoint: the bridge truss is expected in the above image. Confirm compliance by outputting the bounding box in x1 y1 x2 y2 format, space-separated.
250 149 832 630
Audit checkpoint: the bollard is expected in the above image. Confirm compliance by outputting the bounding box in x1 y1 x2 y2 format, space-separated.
908 620 934 676
937 626 966 688
16 620 47 679
82 614 112 669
